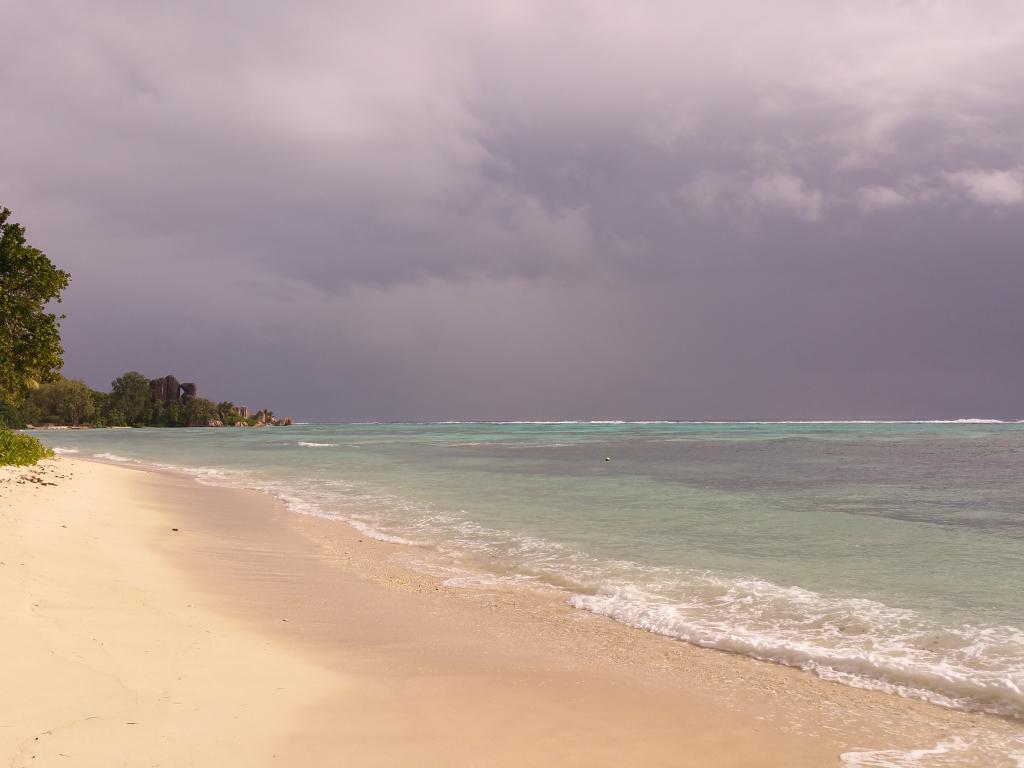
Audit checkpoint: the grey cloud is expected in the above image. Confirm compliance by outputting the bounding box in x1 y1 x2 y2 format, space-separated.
2 1 1024 418
947 168 1024 206
857 185 914 213
677 171 825 222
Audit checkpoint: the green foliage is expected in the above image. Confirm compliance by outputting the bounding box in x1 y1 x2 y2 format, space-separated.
181 397 217 427
162 402 179 427
0 428 53 466
90 389 109 414
88 390 109 426
0 397 36 429
103 407 126 427
2 363 281 430
0 209 277 432
110 371 150 425
216 401 241 425
0 207 71 406
29 377 96 426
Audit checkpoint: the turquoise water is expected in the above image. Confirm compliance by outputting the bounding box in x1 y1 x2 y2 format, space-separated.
32 421 1024 720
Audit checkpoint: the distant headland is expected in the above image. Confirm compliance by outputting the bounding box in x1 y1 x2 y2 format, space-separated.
144 373 292 427
0 371 291 429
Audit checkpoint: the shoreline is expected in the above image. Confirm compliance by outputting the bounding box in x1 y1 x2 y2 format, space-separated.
3 457 1022 766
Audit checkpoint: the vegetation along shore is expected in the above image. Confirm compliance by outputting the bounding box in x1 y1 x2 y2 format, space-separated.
0 204 289 435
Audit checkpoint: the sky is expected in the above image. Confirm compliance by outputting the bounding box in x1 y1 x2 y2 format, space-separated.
3 1 1024 421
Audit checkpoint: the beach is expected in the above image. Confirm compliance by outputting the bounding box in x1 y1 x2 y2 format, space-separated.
2 456 1021 767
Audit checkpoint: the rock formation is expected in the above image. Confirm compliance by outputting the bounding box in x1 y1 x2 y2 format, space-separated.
249 409 292 427
147 375 199 407
144 375 290 427
148 375 181 406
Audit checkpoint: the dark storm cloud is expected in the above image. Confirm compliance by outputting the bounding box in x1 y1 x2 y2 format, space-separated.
2 1 1023 419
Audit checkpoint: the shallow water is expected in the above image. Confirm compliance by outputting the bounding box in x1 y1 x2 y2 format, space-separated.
34 421 1024 729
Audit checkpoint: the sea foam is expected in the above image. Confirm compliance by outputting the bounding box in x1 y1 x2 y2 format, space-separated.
840 738 971 767
92 452 137 463
841 735 1024 768
569 579 1024 719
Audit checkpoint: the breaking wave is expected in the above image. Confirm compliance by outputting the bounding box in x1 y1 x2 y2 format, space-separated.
92 452 138 463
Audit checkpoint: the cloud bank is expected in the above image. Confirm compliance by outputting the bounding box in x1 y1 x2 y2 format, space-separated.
2 1 1023 418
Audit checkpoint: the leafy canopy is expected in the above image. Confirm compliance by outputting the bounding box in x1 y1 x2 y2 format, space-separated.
0 207 70 405
29 377 96 427
110 371 150 425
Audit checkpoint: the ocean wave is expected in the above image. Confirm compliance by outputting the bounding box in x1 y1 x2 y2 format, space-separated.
667 419 1010 425
432 440 575 448
151 462 239 485
569 579 1024 719
840 738 971 767
170 468 426 547
840 735 1024 767
52 447 79 454
92 452 138 463
318 492 1024 721
297 441 338 447
947 418 1006 424
281 487 1024 722
416 419 1013 425
342 517 425 546
436 420 636 425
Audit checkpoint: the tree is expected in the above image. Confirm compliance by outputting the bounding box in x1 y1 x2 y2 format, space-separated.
0 397 38 429
102 407 126 427
0 207 71 405
164 402 181 427
29 377 96 426
216 400 241 425
90 389 111 426
110 371 150 425
182 397 216 427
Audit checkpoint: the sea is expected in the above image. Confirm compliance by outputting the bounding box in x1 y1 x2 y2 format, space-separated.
31 421 1024 764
